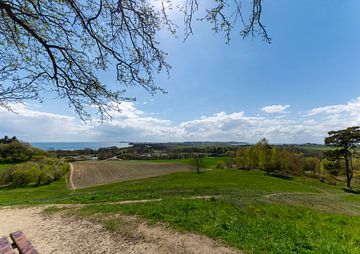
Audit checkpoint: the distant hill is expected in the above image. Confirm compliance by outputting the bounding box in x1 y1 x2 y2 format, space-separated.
129 141 249 147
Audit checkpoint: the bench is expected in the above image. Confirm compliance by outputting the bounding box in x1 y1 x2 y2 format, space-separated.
0 237 15 254
0 231 38 254
9 231 38 254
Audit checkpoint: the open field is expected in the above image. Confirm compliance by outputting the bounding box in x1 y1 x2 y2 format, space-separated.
61 171 360 253
3 159 360 253
148 157 230 169
71 160 193 189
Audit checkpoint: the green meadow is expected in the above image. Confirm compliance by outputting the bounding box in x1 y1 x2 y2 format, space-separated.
2 158 360 253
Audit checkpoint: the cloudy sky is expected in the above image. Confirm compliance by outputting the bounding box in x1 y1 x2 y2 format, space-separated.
2 0 360 144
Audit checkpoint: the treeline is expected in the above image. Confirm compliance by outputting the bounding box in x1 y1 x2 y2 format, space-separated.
49 141 331 162
0 158 69 187
0 136 48 163
98 144 238 160
233 138 358 178
50 143 241 160
101 145 235 160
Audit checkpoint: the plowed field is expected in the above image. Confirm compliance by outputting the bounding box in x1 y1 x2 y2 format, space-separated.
71 160 191 189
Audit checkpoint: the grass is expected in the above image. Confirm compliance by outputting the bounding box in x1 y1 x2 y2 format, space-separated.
69 198 360 254
0 169 314 205
0 166 346 205
65 169 327 204
148 157 230 169
0 177 71 205
3 159 360 253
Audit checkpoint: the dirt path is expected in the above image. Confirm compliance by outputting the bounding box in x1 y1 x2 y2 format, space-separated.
263 192 319 199
0 206 241 254
35 195 223 210
68 163 76 190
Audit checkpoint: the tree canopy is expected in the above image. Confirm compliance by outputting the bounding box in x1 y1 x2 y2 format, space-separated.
325 126 360 188
0 0 269 119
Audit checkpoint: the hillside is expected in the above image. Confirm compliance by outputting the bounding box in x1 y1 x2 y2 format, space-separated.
1 164 360 253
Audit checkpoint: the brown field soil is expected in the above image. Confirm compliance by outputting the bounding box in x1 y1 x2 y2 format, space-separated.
71 160 192 189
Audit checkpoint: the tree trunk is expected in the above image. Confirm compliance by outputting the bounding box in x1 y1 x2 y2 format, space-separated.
345 151 352 189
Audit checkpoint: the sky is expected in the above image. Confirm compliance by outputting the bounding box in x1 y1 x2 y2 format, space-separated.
2 0 360 144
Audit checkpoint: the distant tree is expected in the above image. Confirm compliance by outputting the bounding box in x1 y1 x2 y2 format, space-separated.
191 154 206 174
325 126 360 189
233 140 330 177
248 146 259 168
0 142 32 162
256 138 272 173
0 135 19 144
0 0 270 119
304 157 321 176
352 158 360 175
288 152 304 175
97 146 119 160
0 139 47 163
279 149 289 176
271 147 283 173
322 159 340 179
236 148 247 169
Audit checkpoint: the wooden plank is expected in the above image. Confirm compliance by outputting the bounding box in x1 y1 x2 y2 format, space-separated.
0 236 15 254
9 231 38 254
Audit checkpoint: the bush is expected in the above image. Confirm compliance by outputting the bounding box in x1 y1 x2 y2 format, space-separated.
0 159 69 187
216 162 225 169
12 167 34 186
0 141 48 163
0 167 15 186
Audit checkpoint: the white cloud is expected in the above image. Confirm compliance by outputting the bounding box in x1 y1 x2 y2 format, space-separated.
262 104 290 114
91 102 181 141
307 97 360 116
0 104 94 141
2 97 360 144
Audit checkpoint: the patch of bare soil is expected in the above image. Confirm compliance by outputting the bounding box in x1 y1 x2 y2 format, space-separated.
0 207 242 254
71 161 192 189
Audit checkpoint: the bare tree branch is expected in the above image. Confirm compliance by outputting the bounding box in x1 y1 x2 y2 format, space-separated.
0 0 270 120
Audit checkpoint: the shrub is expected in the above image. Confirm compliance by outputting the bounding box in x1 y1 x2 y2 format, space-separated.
0 141 48 163
12 167 34 186
216 163 225 169
0 158 69 187
0 167 15 186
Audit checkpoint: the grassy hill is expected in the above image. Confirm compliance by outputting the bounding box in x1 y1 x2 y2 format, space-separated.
1 160 360 253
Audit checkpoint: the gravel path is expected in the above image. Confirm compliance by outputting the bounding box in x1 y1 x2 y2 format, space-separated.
0 206 242 254
68 163 75 190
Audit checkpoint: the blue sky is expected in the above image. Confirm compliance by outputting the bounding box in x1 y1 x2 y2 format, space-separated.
2 0 360 143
